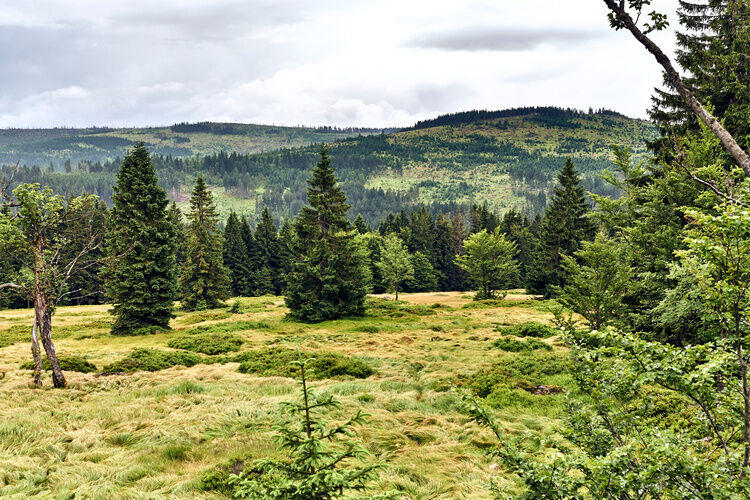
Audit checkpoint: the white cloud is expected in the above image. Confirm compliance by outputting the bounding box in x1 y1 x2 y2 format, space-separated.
0 0 680 127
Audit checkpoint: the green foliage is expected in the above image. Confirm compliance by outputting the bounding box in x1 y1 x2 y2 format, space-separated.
405 251 438 293
167 332 244 355
491 337 552 352
20 355 97 373
496 321 558 338
527 158 594 296
179 176 231 310
104 143 177 335
376 234 413 300
455 228 519 300
103 348 201 372
285 146 371 322
553 232 632 330
236 348 374 380
229 358 396 499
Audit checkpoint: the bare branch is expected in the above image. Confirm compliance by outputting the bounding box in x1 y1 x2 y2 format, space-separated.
603 0 750 177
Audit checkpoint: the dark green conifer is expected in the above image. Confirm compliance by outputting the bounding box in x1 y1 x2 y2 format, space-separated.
223 212 253 296
167 202 187 274
354 214 370 234
285 145 371 321
105 143 177 335
527 158 594 296
179 177 230 310
254 206 282 294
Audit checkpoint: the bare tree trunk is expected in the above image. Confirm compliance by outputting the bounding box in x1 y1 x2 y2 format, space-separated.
603 0 750 177
35 296 65 388
31 309 43 387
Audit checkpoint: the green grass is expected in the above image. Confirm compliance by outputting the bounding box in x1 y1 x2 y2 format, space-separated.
0 292 572 498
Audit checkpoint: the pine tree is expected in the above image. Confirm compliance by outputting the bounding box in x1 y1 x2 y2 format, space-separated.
354 214 370 234
285 145 371 321
167 202 187 276
650 0 750 157
223 212 253 296
179 177 230 310
105 143 177 335
239 215 260 292
254 206 282 294
527 158 594 297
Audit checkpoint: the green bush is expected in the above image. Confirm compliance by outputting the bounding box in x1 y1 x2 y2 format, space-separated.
353 325 379 333
185 320 270 335
20 355 98 373
103 348 201 372
236 348 374 380
123 325 169 336
179 310 231 325
492 337 552 352
496 321 558 338
167 332 243 355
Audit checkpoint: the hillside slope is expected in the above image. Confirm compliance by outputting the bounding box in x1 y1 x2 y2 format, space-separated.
0 108 656 223
0 122 386 167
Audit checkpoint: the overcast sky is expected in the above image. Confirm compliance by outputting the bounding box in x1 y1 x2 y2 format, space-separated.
0 0 679 128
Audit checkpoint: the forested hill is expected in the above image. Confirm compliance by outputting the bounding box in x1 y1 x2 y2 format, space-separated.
0 122 387 167
0 107 655 224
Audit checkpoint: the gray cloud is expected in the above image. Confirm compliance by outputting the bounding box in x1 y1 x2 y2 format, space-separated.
406 27 605 52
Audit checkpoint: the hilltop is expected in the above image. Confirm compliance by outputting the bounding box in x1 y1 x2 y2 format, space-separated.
0 122 388 167
0 107 656 222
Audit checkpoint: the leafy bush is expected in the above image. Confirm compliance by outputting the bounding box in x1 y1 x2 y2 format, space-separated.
167 332 243 355
185 320 271 335
20 355 98 373
103 348 201 372
492 337 552 352
199 457 250 494
496 321 558 338
354 325 379 333
179 310 231 325
236 348 374 380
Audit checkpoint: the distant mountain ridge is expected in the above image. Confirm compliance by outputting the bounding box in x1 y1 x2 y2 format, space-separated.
1 107 656 223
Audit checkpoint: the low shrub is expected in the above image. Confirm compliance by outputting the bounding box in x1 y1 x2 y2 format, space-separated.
492 337 552 352
199 457 250 494
179 310 231 325
167 332 243 355
353 325 379 334
103 348 201 372
20 355 98 373
236 347 374 380
496 321 558 338
185 320 271 335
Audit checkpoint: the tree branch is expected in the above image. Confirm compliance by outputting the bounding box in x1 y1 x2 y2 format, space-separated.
603 0 750 177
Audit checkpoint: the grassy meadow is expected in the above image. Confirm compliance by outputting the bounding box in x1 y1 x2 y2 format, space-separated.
0 292 575 499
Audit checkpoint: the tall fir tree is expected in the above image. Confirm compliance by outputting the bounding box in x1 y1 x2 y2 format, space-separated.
285 145 371 321
239 215 260 292
277 218 295 278
650 0 750 158
167 201 187 276
104 143 177 335
179 177 230 310
254 206 282 294
527 158 594 297
224 212 253 296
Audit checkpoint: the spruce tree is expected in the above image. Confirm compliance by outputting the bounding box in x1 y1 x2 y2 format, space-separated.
277 218 295 277
167 201 187 276
527 158 594 297
105 143 177 335
179 177 230 310
224 212 253 296
650 0 750 157
285 145 371 321
239 215 260 292
254 206 282 294
354 214 370 234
